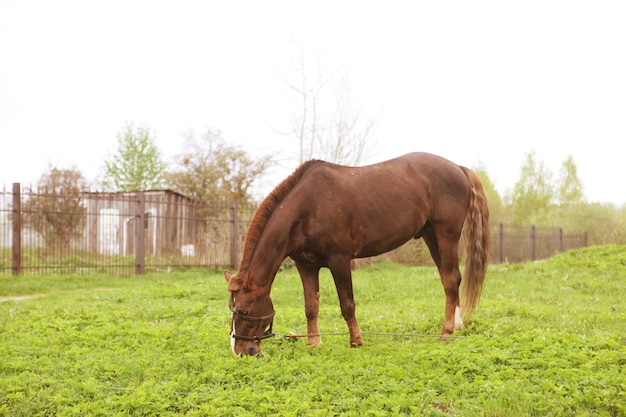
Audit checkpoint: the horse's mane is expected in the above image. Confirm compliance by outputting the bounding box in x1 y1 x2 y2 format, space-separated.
239 159 321 273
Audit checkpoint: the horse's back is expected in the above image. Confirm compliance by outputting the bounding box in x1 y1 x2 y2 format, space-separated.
286 153 471 259
323 152 470 208
292 152 470 218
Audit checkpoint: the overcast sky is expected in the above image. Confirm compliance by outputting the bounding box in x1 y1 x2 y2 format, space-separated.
1 1 624 205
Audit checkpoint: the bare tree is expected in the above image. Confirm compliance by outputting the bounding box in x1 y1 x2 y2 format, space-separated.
281 48 332 164
318 72 376 166
281 48 377 166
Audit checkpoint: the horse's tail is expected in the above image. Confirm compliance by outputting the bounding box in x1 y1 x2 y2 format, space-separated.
460 167 491 321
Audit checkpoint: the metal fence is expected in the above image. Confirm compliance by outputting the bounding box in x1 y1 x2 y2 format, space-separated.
491 223 588 264
1 183 588 276
372 223 588 268
1 184 256 276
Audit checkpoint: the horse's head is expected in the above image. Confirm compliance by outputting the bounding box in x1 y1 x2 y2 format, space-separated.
224 270 275 357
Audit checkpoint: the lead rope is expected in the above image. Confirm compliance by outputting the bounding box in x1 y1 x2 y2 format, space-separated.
274 331 467 340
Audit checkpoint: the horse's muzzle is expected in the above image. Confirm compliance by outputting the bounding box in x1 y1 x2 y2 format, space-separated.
230 309 275 356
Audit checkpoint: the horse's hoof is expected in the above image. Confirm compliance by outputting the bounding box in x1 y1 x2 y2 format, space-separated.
349 339 364 348
306 337 322 347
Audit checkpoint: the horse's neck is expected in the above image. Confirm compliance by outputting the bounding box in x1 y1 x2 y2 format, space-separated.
242 227 289 292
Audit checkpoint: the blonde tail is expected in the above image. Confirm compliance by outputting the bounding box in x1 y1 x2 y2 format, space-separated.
460 167 491 320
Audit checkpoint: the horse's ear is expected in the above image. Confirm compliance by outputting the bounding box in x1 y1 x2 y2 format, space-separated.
225 271 242 291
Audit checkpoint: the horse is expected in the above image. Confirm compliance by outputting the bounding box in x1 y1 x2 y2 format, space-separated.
225 152 490 356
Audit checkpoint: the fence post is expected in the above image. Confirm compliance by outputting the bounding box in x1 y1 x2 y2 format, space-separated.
135 192 145 275
530 225 536 262
559 228 564 253
12 183 22 276
229 199 238 270
499 223 504 263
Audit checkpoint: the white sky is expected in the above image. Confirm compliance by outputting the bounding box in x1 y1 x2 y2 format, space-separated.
1 1 625 205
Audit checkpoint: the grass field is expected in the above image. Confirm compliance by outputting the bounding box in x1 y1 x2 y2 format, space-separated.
1 245 624 416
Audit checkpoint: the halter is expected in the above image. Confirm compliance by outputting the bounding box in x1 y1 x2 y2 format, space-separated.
230 308 276 343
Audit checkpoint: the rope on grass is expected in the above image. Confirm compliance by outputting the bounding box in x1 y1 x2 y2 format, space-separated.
274 331 467 340
102 386 213 397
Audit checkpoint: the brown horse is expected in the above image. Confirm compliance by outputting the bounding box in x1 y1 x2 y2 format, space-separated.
225 152 490 356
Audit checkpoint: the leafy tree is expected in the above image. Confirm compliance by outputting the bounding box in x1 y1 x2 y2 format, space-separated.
510 151 554 224
22 166 87 249
556 155 584 206
473 163 506 224
617 205 626 244
568 202 626 245
102 122 166 191
165 128 272 205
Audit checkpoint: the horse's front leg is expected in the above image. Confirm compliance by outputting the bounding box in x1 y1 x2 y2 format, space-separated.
296 263 322 346
329 260 363 348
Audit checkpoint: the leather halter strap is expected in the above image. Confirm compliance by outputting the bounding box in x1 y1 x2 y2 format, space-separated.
230 309 276 342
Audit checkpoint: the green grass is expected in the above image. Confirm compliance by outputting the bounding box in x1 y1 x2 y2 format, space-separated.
1 245 624 416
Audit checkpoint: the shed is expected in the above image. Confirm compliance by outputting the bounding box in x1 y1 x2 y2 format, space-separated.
82 190 203 257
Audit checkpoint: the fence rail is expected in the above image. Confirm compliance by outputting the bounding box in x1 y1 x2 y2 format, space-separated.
1 184 587 276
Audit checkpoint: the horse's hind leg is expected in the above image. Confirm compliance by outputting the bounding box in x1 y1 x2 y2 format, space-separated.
296 263 322 346
328 259 363 348
422 228 463 335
